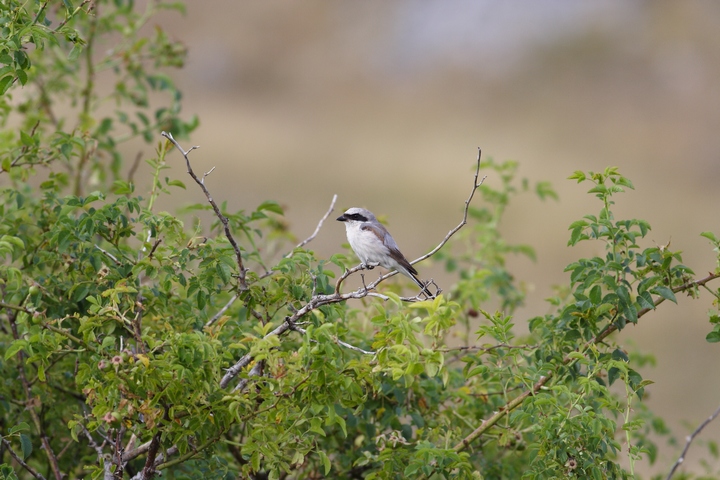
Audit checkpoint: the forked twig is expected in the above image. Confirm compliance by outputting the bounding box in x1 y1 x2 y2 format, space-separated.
161 131 248 290
667 403 720 480
358 148 487 290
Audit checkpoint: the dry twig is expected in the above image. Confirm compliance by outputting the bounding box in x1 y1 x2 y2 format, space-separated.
162 131 248 290
357 148 486 291
293 194 338 251
666 403 720 480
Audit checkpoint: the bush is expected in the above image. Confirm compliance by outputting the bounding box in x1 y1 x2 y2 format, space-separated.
1 2 719 479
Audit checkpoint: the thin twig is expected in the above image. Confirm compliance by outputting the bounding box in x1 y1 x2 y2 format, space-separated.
358 148 487 289
1 438 47 480
161 132 248 290
205 293 239 328
290 322 375 355
127 151 143 185
94 245 121 265
439 343 537 353
666 403 720 480
293 194 338 251
55 0 92 31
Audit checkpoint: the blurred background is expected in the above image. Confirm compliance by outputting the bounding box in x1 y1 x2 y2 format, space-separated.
141 1 719 476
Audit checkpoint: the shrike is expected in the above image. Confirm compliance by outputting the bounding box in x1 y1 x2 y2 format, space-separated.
337 207 431 296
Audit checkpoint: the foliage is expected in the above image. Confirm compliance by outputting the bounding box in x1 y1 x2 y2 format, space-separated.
1 2 720 480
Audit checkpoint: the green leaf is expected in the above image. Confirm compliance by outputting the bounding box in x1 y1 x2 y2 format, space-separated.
317 450 331 475
568 171 586 182
706 330 720 343
68 44 82 61
637 291 655 310
652 286 677 304
20 433 32 459
112 180 135 195
16 68 27 85
20 130 34 146
166 178 186 189
256 200 283 215
0 74 14 94
568 226 584 246
613 176 634 189
9 422 30 434
701 231 718 243
4 340 26 360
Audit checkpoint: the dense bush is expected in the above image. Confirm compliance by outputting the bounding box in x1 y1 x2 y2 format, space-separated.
1 2 719 479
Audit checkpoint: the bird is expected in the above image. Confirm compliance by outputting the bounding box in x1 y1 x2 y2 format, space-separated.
336 207 431 297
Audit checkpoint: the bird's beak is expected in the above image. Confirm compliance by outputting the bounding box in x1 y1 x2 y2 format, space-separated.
336 215 347 222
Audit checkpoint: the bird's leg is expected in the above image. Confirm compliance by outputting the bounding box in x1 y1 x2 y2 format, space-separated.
362 262 380 270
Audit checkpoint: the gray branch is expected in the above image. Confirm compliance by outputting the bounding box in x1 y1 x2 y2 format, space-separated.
667 403 720 480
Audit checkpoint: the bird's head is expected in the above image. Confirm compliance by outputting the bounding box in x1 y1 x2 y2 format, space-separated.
336 207 375 224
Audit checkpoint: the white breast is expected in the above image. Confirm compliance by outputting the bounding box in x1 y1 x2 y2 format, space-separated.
345 222 392 269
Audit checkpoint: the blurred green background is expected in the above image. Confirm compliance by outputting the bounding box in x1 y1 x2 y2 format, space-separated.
124 2 719 476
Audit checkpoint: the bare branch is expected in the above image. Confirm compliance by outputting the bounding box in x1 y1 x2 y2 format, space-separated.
412 148 487 265
293 194 338 251
1 438 47 480
122 439 151 464
234 359 265 393
254 194 341 281
161 131 248 290
667 403 720 480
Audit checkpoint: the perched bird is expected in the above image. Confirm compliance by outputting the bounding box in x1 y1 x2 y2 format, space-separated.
336 207 431 296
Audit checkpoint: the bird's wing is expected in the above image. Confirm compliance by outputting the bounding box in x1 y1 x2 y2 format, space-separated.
360 223 391 252
361 223 418 276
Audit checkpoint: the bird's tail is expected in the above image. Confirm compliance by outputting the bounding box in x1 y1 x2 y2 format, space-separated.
402 267 433 298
